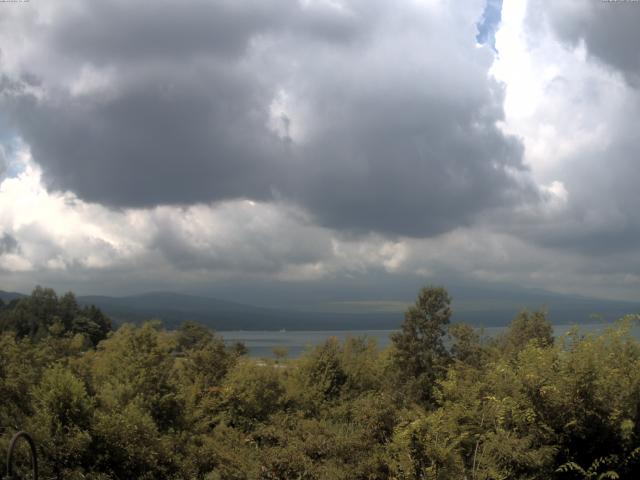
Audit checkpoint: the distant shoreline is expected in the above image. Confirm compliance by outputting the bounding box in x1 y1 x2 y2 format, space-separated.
219 321 640 358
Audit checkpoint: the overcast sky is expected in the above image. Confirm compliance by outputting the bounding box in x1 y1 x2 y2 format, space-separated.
1 0 639 303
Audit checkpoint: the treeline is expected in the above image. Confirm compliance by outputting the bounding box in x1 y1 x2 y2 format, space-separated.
0 286 111 346
0 286 639 479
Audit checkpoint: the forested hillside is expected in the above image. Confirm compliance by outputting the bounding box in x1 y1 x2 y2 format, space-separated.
1 286 640 479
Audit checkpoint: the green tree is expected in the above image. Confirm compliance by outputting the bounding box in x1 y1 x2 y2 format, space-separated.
340 336 384 397
448 323 487 369
75 304 111 346
299 337 348 405
391 286 452 406
219 360 285 431
91 402 176 479
173 324 237 428
28 366 94 480
0 287 111 345
272 346 289 363
176 320 214 352
497 309 554 355
91 322 183 432
389 410 466 480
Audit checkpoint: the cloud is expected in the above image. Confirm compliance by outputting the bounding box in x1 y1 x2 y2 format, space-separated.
0 154 334 281
0 153 416 291
148 202 333 273
488 0 640 257
1 0 638 304
0 0 535 237
0 232 18 255
527 0 640 85
0 150 638 302
0 146 6 179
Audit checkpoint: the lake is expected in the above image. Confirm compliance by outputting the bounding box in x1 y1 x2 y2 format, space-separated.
219 321 640 358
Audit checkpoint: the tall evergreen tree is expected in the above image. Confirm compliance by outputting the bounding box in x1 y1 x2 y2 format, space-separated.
391 286 452 406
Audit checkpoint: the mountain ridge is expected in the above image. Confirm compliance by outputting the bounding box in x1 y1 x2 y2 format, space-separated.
2 286 638 330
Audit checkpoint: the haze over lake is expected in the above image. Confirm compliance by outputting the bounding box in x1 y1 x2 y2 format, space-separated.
220 322 640 358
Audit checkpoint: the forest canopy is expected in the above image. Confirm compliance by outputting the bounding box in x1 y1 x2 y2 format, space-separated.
1 286 639 479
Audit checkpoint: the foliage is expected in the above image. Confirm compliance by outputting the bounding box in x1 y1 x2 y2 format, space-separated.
28 366 94 479
1 286 639 479
495 308 554 355
219 360 286 431
391 286 452 405
0 286 111 345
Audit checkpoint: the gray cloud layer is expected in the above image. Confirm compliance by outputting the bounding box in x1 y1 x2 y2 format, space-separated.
0 146 6 178
0 233 18 255
1 0 534 237
528 0 640 84
520 0 640 254
2 0 638 302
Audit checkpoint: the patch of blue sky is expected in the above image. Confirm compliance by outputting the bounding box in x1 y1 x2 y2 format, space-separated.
476 0 503 53
0 136 28 179
5 161 26 178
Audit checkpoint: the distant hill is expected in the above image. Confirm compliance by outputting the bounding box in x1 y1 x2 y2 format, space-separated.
2 287 638 330
0 290 26 303
449 285 640 327
76 292 399 330
453 292 640 326
76 289 640 330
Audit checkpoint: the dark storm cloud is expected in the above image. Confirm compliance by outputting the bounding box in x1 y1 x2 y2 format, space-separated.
50 1 286 62
288 78 529 235
528 1 640 84
7 67 287 206
50 0 365 64
1 0 535 237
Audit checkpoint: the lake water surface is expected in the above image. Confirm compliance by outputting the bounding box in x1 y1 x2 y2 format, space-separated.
219 321 640 358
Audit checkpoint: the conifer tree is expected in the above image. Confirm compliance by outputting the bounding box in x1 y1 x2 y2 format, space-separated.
391 286 452 405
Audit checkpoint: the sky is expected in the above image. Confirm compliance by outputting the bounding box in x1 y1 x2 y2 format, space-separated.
0 0 639 304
